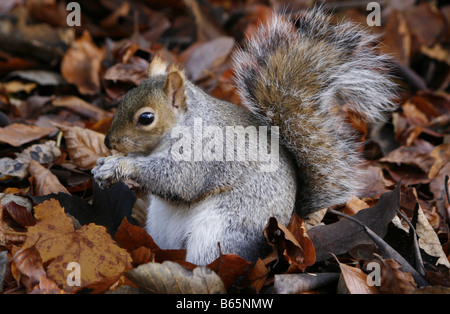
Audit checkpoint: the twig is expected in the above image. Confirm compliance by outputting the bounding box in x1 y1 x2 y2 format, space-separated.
396 206 426 276
327 208 429 287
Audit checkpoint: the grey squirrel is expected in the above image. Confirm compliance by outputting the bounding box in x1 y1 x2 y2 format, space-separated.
92 8 397 265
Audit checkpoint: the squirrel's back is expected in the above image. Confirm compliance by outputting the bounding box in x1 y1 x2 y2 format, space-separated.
232 8 397 215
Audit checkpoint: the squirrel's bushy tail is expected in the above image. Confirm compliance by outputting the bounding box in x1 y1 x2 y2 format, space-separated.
232 8 397 215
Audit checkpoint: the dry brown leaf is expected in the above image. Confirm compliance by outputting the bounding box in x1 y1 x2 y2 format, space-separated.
382 10 411 65
21 199 132 290
54 123 111 169
126 260 226 294
181 36 235 81
343 196 369 216
380 141 436 174
286 214 315 273
52 96 111 121
247 258 269 292
103 56 149 86
0 81 37 94
12 246 46 291
376 259 417 294
336 259 379 294
61 30 104 95
207 254 251 289
28 160 69 196
0 123 55 147
415 204 450 268
264 216 315 273
428 143 450 179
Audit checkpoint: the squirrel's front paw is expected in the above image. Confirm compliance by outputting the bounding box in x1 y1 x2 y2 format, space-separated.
92 156 131 189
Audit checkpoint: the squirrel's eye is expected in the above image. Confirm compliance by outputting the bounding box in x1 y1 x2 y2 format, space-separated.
137 112 155 126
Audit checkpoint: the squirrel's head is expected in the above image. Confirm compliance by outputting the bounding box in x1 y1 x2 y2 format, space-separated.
105 56 186 154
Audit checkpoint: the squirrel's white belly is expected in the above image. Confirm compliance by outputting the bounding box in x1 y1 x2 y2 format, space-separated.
145 194 221 255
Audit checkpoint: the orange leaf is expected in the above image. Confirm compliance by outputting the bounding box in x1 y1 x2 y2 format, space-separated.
21 199 132 291
207 254 251 289
61 30 104 95
12 246 46 291
264 216 315 272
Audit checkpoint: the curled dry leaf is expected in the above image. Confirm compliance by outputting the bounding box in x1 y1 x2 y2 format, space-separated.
415 204 450 268
115 218 188 265
12 246 47 291
247 258 270 292
61 30 104 95
207 254 251 289
336 259 379 294
21 199 132 290
126 260 226 294
0 140 61 181
0 196 35 246
264 215 315 272
28 160 69 196
54 123 112 170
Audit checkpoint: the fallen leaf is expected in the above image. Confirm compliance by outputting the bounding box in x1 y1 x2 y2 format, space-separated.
0 81 37 94
0 140 61 181
61 30 104 95
114 217 188 264
0 123 55 147
286 214 315 272
28 160 69 196
380 141 436 174
337 259 379 294
52 96 111 121
207 253 251 289
126 260 226 294
309 186 400 262
103 56 149 86
247 258 270 292
343 196 370 216
21 199 132 290
405 2 446 47
415 204 450 268
12 246 46 291
264 216 314 272
181 36 235 81
54 123 111 169
375 258 417 294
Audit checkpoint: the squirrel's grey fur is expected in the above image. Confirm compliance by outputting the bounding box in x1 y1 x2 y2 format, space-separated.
92 8 397 265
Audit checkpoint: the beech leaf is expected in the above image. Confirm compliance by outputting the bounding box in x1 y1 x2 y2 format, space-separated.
54 123 112 170
126 261 226 294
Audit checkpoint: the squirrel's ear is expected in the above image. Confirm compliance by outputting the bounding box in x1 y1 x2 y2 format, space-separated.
164 71 186 111
147 56 168 77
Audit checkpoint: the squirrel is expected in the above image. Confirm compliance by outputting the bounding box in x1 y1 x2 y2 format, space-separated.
92 7 397 266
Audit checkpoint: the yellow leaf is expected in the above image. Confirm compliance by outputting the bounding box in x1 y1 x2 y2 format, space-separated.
22 199 132 291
